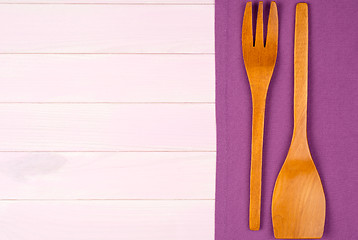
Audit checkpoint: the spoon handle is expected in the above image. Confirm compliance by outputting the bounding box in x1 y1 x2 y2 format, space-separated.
293 3 308 141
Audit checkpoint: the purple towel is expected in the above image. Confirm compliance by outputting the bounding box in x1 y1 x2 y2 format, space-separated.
215 0 358 239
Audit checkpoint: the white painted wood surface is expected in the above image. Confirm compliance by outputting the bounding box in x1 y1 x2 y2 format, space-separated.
0 5 214 53
0 54 214 102
0 1 215 238
0 104 215 151
0 200 214 240
0 152 215 199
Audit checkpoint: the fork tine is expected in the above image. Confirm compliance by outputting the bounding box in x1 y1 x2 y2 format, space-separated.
266 2 278 49
242 2 253 48
255 2 264 47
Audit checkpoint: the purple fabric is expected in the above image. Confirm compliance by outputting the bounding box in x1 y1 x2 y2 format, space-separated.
215 0 358 239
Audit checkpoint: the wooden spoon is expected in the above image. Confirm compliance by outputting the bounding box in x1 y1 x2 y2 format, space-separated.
271 3 326 239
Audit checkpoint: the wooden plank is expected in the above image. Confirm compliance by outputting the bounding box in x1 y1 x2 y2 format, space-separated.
0 104 215 151
0 5 214 53
0 200 214 240
0 152 215 199
0 54 215 102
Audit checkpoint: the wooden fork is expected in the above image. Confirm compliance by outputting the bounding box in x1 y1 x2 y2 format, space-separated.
242 1 278 230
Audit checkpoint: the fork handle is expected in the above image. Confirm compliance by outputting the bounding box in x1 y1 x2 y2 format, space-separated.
249 95 266 231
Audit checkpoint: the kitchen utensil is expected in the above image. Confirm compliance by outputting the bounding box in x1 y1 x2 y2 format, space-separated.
271 3 326 238
242 1 278 230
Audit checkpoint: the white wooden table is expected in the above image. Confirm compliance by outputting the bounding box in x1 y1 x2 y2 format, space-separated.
0 0 215 239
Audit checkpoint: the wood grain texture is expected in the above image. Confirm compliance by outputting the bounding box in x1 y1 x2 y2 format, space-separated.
0 152 215 199
0 200 214 240
0 5 214 53
0 54 214 102
242 1 278 230
0 104 215 151
272 3 326 239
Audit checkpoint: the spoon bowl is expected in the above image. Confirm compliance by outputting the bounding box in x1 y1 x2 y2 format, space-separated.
272 139 326 238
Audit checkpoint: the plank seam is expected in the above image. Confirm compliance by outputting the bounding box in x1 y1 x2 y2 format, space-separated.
0 151 216 153
0 199 215 201
0 3 215 5
0 53 215 55
0 102 215 104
